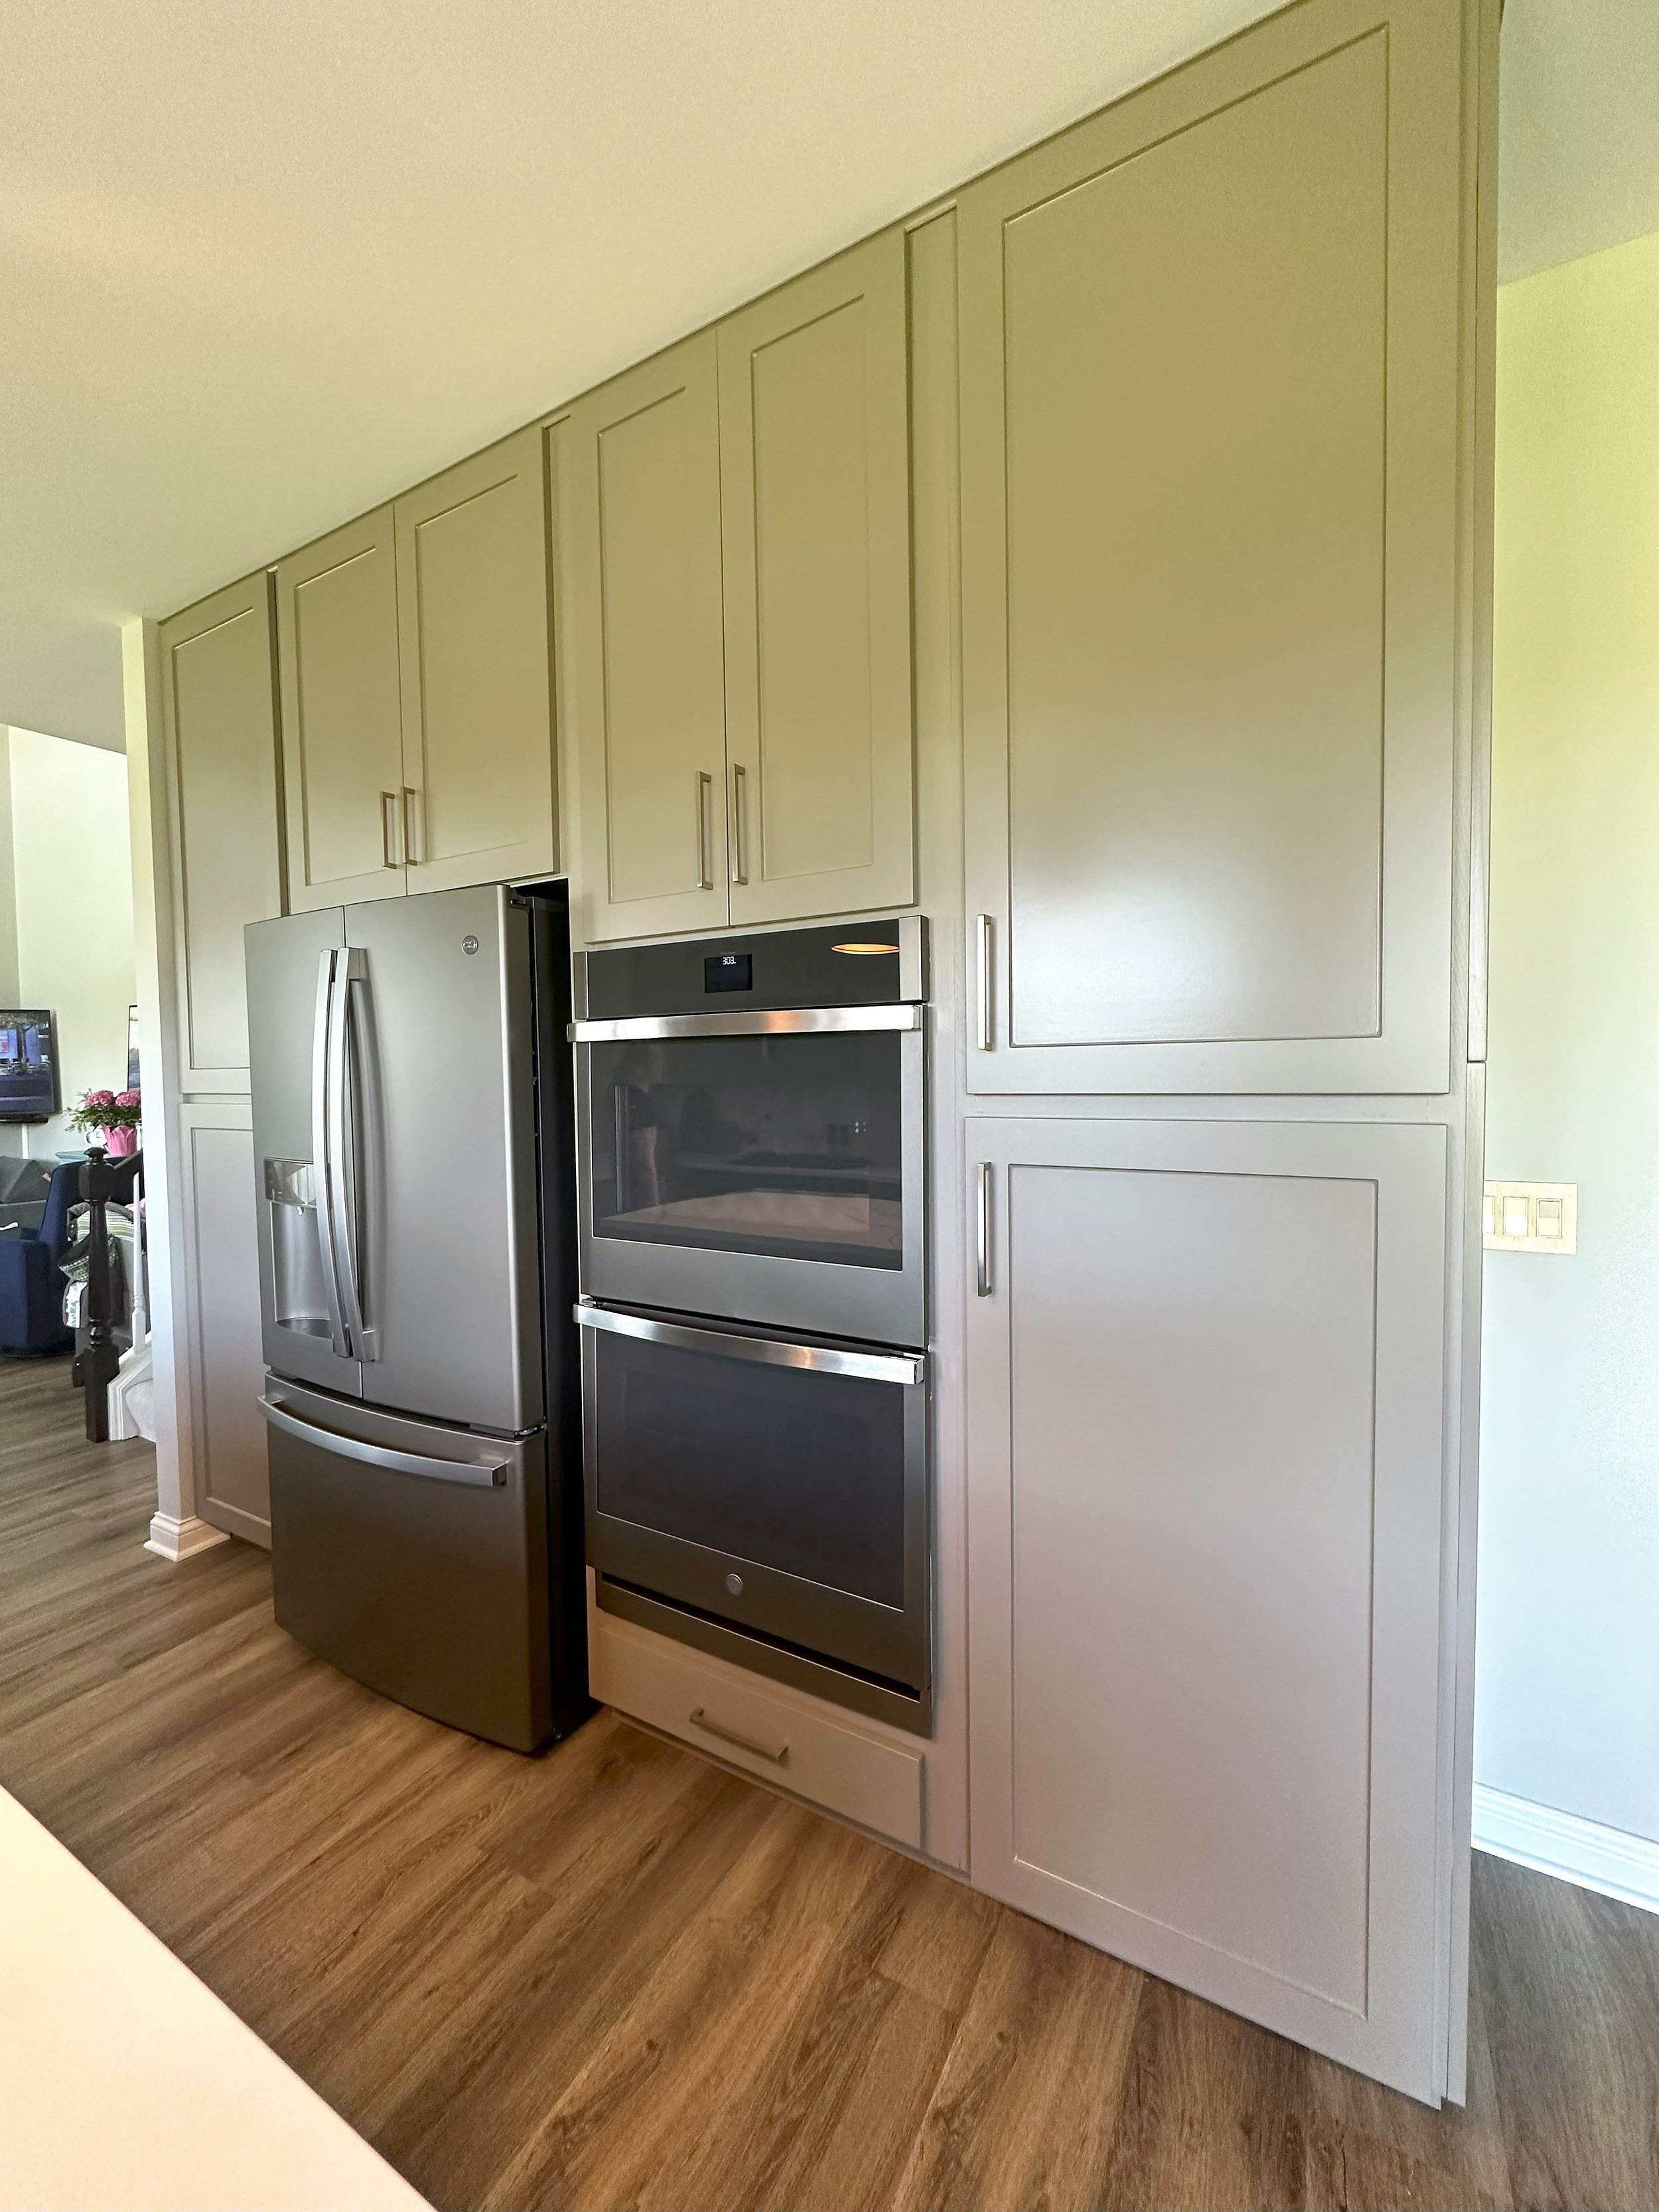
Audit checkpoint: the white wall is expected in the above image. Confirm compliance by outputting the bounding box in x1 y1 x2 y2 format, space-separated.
0 731 18 1004
1479 228 1659 1859
1 726 137 1158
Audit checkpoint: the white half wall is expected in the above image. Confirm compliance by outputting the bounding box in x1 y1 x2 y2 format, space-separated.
1478 228 1659 1885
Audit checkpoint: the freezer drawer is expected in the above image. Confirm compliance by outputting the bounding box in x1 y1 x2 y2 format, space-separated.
261 1375 555 1751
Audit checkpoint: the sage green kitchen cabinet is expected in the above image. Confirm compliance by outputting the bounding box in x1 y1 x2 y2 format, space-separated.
157 573 285 1090
277 433 555 910
396 427 556 894
718 230 914 926
959 0 1469 1096
561 238 915 946
558 333 733 944
275 506 405 909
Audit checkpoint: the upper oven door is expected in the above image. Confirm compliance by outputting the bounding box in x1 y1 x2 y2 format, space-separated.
572 1006 926 1347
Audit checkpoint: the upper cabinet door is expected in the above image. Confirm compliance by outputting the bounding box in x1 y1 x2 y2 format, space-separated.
158 574 285 1091
559 335 731 945
717 233 915 926
275 508 406 911
395 427 556 895
961 0 1468 1094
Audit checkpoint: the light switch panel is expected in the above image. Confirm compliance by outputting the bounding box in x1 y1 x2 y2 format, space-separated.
1483 1181 1577 1254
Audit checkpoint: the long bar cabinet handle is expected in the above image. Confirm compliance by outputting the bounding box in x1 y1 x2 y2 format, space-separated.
976 1161 993 1297
401 785 422 867
976 913 994 1051
695 771 715 891
689 1707 790 1764
730 763 749 885
380 790 401 869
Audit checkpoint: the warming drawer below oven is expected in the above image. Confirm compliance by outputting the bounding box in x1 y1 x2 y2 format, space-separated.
577 1302 930 1732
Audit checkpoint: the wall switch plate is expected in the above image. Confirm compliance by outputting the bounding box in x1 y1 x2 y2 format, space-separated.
1483 1181 1577 1254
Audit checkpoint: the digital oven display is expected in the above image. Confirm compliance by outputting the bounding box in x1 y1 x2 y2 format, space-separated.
703 952 753 994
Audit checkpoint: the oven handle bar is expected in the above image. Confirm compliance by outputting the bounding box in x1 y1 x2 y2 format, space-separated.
574 1301 924 1387
568 1003 922 1044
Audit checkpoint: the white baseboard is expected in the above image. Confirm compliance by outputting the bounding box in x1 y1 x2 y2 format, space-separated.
143 1512 230 1564
1473 1783 1659 1917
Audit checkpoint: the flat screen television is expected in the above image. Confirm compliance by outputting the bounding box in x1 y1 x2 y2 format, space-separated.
0 1011 62 1123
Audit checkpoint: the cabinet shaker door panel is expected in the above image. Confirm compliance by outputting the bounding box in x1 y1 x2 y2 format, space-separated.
961 0 1469 1092
966 1116 1451 2098
719 231 914 925
396 427 555 895
180 1098 271 1546
559 336 730 944
158 574 284 1090
275 508 406 910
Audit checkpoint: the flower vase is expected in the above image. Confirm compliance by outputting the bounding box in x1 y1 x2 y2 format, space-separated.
105 1124 137 1159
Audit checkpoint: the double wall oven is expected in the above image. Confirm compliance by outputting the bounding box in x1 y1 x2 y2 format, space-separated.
571 917 930 1731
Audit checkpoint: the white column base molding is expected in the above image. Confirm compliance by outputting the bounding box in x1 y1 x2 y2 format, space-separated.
1474 1783 1659 1917
143 1512 230 1564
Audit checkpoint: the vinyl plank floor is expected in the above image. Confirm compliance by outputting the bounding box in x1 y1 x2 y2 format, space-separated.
3 1352 1656 2212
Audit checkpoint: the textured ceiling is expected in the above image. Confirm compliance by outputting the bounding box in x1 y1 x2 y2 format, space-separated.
3 0 1654 751
1498 0 1659 283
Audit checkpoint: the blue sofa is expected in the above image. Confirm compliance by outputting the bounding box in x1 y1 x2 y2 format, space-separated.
0 1159 78 1353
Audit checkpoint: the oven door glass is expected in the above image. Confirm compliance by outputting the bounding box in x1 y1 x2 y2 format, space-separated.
582 1310 927 1694
586 1029 904 1271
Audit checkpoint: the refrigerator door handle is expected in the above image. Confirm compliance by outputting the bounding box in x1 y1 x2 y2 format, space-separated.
257 1397 507 1487
327 948 373 1361
311 948 351 1359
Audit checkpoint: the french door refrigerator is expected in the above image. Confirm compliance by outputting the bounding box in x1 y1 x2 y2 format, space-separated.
244 879 588 1751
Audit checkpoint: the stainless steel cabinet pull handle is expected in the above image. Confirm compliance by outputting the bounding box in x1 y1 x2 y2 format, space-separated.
688 1706 789 1764
695 771 715 891
976 913 994 1051
401 786 421 868
976 1161 993 1297
730 763 749 885
380 791 401 869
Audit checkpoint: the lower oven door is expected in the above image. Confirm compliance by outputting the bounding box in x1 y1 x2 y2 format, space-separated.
578 1304 929 1715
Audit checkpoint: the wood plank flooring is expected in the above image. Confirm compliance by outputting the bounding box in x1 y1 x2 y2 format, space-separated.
2 1352 1655 2212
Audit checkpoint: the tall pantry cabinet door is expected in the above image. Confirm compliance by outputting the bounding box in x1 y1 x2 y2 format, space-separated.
178 1096 271 1544
395 427 557 894
966 1118 1451 2099
960 0 1470 1094
557 334 731 944
157 574 285 1090
717 232 914 924
275 508 407 910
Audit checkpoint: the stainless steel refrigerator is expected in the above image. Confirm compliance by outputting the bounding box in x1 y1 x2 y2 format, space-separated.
244 879 589 1751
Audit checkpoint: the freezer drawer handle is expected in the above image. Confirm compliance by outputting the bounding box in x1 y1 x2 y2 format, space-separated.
257 1398 507 1488
688 1706 790 1765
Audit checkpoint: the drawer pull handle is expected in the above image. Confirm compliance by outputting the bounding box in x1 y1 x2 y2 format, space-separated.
688 1706 790 1765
